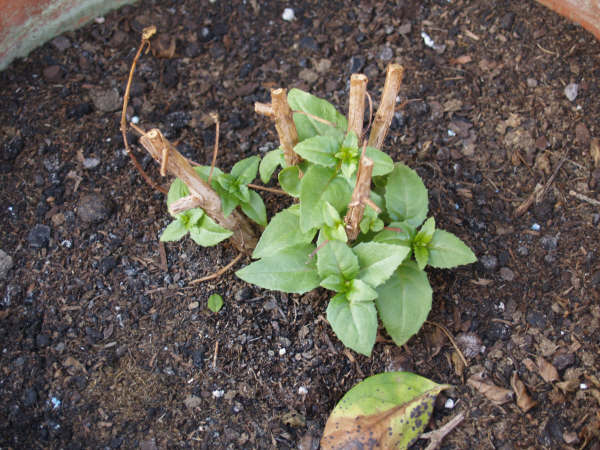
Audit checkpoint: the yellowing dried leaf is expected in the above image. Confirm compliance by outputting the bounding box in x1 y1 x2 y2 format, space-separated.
467 372 513 405
536 355 559 383
511 372 537 413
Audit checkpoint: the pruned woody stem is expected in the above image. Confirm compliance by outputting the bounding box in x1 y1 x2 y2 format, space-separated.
123 26 404 253
138 128 258 254
256 64 404 242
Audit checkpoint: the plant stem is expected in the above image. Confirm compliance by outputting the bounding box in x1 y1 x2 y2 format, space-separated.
138 128 258 254
344 156 374 241
119 26 168 194
347 74 368 141
367 64 404 150
271 88 301 167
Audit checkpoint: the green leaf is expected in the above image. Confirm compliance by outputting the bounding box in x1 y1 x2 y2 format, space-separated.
231 155 260 185
299 165 352 232
288 88 348 141
160 219 188 242
322 202 341 228
167 178 189 209
320 274 345 292
316 240 359 280
193 165 223 183
236 244 320 294
385 163 429 227
214 183 239 217
189 215 233 247
373 221 415 247
427 229 477 268
322 223 348 243
364 146 394 177
353 242 410 288
342 131 359 150
414 245 429 270
347 279 378 303
293 135 340 167
376 261 432 346
240 190 267 226
326 294 377 356
417 217 436 243
321 372 450 449
278 166 302 197
259 148 284 183
252 205 316 259
207 293 224 313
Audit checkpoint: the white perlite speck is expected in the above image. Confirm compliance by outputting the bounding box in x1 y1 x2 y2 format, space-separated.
564 83 578 102
444 398 455 409
212 389 224 398
279 348 286 356
282 8 295 21
298 386 308 395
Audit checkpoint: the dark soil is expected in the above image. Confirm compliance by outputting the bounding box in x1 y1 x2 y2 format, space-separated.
1 0 599 448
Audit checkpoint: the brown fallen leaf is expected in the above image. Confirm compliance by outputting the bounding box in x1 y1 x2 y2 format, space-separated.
511 372 537 413
556 379 579 394
536 355 559 383
522 358 537 373
467 372 513 405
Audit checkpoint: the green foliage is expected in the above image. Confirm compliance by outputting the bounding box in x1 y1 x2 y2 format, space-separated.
162 89 476 357
321 372 450 449
207 293 224 313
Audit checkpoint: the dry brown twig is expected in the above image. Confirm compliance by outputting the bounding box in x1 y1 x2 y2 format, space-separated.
271 88 301 166
421 412 465 450
368 64 404 150
425 320 468 368
189 253 244 285
120 25 168 194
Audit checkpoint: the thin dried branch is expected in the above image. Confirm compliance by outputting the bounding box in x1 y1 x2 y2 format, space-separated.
344 156 374 241
255 102 274 117
425 320 468 368
347 74 368 140
138 128 258 254
271 88 301 166
367 64 405 150
189 252 244 285
119 25 167 194
421 412 465 450
207 112 220 184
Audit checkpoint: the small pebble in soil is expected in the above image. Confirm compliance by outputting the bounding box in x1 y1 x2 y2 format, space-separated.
480 254 498 271
526 310 546 328
23 387 38 407
552 352 575 370
527 78 538 88
531 223 541 231
485 322 511 342
282 8 295 21
77 193 114 224
99 256 117 275
89 87 122 112
540 235 558 251
0 249 14 279
36 334 50 348
348 55 365 73
298 386 308 395
2 136 24 161
27 224 51 248
580 383 588 390
83 157 100 169
517 245 529 256
279 348 286 356
499 267 515 281
444 398 455 409
235 286 253 301
379 46 393 61
564 83 578 102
